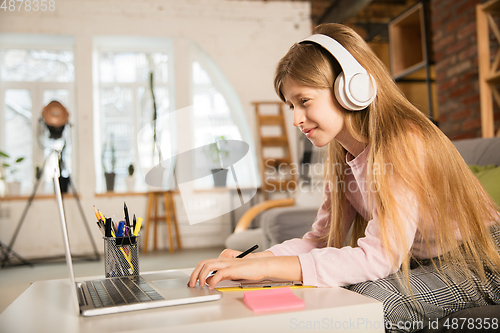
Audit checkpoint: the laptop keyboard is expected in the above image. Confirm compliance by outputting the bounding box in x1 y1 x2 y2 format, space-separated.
86 276 164 308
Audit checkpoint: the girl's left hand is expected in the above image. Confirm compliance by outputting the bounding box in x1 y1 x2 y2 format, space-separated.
188 257 269 290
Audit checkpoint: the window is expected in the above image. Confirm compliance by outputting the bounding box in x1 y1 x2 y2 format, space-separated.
94 37 174 193
190 46 259 190
0 35 75 195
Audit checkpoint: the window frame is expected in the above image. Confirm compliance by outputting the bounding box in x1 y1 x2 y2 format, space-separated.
92 36 175 193
189 43 260 189
0 35 76 193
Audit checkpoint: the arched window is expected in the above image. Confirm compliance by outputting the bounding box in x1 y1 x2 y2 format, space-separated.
93 36 174 193
190 44 259 190
0 34 75 196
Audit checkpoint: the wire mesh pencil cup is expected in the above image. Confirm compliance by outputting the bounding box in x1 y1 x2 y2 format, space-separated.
104 236 140 278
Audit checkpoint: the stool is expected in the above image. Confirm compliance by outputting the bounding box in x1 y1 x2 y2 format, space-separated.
143 191 182 253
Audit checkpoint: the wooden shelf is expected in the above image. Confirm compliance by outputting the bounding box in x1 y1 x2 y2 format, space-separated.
0 193 80 201
389 3 426 78
388 1 437 122
486 71 500 85
477 0 500 137
483 0 500 13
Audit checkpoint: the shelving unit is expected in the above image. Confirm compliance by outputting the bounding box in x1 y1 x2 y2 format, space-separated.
477 0 500 137
388 1 438 122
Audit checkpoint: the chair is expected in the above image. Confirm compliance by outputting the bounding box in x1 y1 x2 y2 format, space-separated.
225 189 322 252
143 191 182 253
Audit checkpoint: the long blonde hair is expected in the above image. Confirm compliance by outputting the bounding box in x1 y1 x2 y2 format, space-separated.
274 23 500 285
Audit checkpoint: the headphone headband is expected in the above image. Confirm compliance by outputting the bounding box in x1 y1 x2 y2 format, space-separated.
299 34 376 111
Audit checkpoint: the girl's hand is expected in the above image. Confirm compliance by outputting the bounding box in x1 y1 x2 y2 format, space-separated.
188 257 268 290
188 253 301 290
218 248 242 258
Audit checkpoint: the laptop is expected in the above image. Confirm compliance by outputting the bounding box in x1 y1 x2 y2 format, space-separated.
52 170 221 317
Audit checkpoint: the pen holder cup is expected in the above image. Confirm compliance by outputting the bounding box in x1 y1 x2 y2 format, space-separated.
104 236 140 278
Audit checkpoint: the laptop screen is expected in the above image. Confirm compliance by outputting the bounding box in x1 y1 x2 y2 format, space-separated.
53 168 80 314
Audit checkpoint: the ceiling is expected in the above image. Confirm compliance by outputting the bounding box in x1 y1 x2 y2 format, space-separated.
242 0 421 42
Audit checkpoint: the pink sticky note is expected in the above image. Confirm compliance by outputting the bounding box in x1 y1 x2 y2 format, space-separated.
243 287 305 313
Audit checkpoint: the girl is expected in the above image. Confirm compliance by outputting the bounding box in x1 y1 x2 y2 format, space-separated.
188 23 500 331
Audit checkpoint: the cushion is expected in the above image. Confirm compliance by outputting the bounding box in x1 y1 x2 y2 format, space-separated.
469 165 500 207
225 228 266 252
453 137 500 166
261 206 318 247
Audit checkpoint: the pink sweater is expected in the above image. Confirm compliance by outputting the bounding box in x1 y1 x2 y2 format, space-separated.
268 146 484 287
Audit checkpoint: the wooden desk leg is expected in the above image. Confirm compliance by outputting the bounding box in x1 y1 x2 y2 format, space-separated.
164 192 174 253
170 192 182 250
153 193 158 251
143 192 154 253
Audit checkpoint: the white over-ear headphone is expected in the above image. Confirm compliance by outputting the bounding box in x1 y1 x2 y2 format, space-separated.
300 34 377 111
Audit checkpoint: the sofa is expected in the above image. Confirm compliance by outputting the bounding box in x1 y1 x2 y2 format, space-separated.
226 137 500 332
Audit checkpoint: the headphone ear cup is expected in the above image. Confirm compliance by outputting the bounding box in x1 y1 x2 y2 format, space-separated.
334 72 376 111
334 73 357 111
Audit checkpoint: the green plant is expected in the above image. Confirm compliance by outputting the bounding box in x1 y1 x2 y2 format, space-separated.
204 136 229 168
101 134 116 174
0 150 25 181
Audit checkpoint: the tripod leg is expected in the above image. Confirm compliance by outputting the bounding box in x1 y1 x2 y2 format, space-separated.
0 241 34 267
0 160 46 266
69 177 100 260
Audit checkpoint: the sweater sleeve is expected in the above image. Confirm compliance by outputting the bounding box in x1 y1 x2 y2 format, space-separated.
297 194 419 287
268 183 357 256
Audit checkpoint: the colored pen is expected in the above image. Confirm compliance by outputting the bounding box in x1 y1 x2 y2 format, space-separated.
124 202 130 229
117 221 125 237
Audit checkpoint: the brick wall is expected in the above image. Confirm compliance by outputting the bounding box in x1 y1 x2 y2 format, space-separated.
431 0 500 139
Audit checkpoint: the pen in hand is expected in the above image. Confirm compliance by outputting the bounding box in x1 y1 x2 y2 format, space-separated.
209 244 259 277
235 244 259 259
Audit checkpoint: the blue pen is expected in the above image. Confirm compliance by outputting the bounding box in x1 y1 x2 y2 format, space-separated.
117 221 125 237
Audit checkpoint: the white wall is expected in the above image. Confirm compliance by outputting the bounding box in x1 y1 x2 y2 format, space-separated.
0 0 311 258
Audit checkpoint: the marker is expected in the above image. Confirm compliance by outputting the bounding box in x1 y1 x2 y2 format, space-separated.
133 217 143 236
117 221 125 237
124 202 130 229
105 217 112 237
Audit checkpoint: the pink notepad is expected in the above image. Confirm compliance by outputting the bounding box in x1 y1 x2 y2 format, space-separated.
243 287 305 313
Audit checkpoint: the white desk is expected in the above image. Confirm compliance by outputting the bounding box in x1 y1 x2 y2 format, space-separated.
0 268 384 333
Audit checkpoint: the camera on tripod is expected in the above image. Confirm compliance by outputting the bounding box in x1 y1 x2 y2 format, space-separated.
0 100 100 267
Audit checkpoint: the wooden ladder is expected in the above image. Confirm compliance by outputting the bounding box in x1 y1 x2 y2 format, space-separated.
253 101 297 200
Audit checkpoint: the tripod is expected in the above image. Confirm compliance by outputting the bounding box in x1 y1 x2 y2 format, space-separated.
0 150 100 267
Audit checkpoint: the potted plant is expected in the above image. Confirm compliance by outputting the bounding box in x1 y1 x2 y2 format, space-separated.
102 135 116 192
125 163 135 192
0 150 25 196
204 136 229 187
